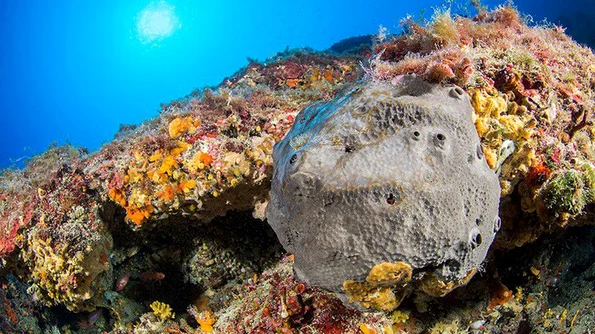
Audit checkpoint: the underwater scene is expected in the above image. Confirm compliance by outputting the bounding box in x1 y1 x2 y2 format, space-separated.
1 0 595 333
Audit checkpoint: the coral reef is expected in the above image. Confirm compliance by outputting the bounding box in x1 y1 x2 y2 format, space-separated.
0 145 113 312
24 226 112 312
97 51 362 229
0 274 41 333
0 3 594 333
214 255 392 333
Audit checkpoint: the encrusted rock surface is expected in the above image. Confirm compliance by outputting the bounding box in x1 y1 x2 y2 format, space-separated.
267 76 501 309
1 4 595 333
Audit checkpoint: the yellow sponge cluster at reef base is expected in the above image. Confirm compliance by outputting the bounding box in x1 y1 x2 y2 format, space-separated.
150 301 175 321
23 234 111 312
342 262 413 311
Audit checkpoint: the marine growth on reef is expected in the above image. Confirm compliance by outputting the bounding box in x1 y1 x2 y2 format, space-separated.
1 4 595 333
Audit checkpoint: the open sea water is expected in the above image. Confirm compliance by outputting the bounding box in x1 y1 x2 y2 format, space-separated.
0 0 593 170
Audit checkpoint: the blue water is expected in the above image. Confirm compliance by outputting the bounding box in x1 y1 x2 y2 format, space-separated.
0 0 592 170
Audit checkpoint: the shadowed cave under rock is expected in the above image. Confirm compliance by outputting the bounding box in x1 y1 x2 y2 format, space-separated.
104 207 284 320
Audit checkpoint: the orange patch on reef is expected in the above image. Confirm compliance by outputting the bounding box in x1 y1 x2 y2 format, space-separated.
323 69 334 83
171 141 191 157
524 162 551 187
160 156 179 175
197 311 216 332
149 151 163 162
198 152 214 165
286 78 301 88
3 298 18 325
178 179 197 193
157 184 176 202
359 324 377 334
489 283 514 310
108 188 127 207
126 204 154 226
100 251 109 265
168 116 197 139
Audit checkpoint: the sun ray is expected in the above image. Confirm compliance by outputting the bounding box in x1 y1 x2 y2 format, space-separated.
136 1 181 45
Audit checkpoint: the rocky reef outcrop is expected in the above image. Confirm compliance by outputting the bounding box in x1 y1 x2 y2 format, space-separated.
1 4 594 333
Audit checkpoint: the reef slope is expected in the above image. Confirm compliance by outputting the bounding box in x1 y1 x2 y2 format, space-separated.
1 5 595 333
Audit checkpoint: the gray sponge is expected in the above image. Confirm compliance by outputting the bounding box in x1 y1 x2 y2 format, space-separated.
267 75 500 309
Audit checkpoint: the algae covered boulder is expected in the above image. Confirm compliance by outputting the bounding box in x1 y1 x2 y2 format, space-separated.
267 75 501 310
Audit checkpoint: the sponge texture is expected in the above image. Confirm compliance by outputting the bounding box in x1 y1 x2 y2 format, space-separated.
267 75 500 302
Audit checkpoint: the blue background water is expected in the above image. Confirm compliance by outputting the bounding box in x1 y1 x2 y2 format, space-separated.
0 0 593 170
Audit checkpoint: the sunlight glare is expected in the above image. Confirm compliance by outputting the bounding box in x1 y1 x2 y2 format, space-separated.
136 1 181 45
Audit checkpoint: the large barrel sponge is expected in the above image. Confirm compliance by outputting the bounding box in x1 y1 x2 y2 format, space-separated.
267 75 501 310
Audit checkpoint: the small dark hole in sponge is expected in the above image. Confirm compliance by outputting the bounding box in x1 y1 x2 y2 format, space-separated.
445 259 461 272
345 145 354 153
472 233 482 248
437 133 446 141
386 194 396 205
449 86 465 98
289 154 298 164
